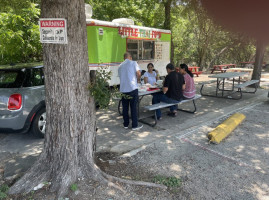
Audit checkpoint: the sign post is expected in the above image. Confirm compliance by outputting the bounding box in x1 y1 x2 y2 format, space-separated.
39 18 68 44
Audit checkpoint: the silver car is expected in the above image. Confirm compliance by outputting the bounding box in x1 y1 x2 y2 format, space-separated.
0 63 46 138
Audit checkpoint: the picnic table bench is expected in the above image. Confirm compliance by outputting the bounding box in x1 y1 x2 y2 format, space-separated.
211 64 236 74
189 66 203 77
143 94 201 127
234 79 259 94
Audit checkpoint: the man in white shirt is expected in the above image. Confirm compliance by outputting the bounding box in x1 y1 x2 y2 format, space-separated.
118 52 143 130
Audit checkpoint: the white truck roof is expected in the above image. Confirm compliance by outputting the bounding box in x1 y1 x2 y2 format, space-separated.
86 18 171 34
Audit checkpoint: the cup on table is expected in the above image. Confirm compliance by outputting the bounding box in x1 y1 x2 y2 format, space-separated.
156 80 163 87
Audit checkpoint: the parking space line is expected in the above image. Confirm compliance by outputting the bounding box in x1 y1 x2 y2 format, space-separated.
181 138 254 168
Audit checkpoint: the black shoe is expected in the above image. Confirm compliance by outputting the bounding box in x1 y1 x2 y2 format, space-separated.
167 112 177 117
151 116 162 120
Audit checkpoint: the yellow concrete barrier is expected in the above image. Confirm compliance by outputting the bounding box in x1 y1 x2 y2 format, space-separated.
208 113 246 144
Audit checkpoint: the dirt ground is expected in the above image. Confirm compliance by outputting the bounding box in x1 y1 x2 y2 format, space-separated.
6 100 269 200
1 73 269 200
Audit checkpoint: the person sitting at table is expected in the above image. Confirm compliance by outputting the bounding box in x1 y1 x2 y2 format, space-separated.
179 63 196 99
152 63 185 119
144 63 159 85
175 66 180 73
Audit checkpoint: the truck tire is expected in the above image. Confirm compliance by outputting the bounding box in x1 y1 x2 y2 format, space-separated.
31 107 46 138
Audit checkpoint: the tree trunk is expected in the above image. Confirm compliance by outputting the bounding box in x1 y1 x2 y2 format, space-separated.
9 1 166 197
9 0 102 197
197 47 206 70
163 0 174 63
252 40 266 84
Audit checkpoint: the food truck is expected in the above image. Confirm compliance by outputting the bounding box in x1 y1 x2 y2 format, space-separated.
86 18 171 86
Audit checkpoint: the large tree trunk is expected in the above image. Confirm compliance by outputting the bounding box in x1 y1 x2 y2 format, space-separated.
252 40 266 83
9 0 101 197
9 1 166 197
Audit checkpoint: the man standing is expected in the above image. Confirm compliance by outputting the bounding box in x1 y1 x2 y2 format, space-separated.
118 52 143 130
152 63 185 119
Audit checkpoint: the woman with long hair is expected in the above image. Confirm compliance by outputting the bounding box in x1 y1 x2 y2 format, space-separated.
144 63 159 85
179 64 196 99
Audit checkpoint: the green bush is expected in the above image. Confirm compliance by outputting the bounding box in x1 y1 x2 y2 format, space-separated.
88 69 112 109
0 184 9 200
153 175 181 188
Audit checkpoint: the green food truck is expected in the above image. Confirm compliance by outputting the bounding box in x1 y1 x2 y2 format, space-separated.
86 18 171 86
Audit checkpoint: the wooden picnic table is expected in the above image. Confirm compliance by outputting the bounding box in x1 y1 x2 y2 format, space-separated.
211 64 236 74
189 66 203 77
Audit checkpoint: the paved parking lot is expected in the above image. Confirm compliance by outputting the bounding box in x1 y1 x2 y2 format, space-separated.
1 74 269 199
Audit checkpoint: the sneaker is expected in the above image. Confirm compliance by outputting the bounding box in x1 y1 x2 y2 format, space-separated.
132 124 143 131
124 126 128 129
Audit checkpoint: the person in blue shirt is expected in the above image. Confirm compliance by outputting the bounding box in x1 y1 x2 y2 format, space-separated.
118 52 143 131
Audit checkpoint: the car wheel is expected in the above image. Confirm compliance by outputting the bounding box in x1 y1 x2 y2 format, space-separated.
32 108 46 138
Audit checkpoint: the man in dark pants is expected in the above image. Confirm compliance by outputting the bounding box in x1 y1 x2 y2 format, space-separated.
152 63 185 119
118 52 143 131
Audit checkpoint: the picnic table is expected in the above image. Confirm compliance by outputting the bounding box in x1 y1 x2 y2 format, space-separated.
226 68 253 81
200 72 249 99
117 87 161 117
189 66 203 77
117 86 201 126
211 64 236 74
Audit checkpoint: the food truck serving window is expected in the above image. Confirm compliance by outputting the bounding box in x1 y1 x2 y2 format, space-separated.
127 39 154 61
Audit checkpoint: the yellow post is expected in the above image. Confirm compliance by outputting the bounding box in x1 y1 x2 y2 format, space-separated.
208 113 246 144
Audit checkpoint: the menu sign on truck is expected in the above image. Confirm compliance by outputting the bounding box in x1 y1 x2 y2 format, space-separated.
39 18 67 44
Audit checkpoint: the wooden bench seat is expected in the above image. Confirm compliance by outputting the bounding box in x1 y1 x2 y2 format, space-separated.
143 94 201 126
192 71 203 77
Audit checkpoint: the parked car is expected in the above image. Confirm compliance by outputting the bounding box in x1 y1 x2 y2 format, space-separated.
0 63 46 138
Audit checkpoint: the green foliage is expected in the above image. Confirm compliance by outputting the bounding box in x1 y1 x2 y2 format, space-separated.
0 2 42 65
0 184 9 200
0 0 260 68
85 0 164 28
153 175 181 188
70 183 78 192
88 68 112 109
171 0 256 68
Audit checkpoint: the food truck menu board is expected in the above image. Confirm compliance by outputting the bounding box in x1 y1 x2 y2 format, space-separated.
155 42 170 60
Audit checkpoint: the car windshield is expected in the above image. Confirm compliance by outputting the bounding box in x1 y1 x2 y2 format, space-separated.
0 70 24 88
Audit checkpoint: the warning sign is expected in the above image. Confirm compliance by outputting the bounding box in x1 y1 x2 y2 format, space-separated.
39 18 68 44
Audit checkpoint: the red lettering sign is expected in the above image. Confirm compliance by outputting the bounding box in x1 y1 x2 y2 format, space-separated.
40 20 65 28
118 27 162 39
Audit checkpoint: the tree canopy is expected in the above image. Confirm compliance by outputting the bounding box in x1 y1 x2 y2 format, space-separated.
0 1 42 64
1 0 267 67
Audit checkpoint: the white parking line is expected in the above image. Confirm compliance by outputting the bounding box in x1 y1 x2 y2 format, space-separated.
245 108 269 114
181 138 254 168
